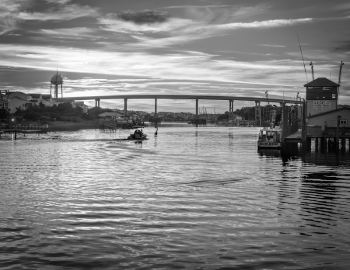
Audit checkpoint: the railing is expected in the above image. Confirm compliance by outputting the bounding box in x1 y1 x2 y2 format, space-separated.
0 124 49 131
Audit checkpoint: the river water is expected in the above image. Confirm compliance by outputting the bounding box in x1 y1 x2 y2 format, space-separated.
1 126 350 270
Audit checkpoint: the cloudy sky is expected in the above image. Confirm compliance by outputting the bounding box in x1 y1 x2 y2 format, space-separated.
0 0 349 113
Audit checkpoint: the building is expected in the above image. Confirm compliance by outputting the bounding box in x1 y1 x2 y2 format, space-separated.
72 101 89 113
304 77 339 117
0 90 9 111
6 91 31 114
308 107 350 129
98 111 124 120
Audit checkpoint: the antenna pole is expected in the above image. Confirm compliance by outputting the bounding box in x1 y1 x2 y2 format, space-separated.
297 34 308 83
338 61 344 85
310 62 314 80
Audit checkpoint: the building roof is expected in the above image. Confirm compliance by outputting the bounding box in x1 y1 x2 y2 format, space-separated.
9 95 28 101
304 77 339 87
308 107 350 119
29 94 41 99
98 112 123 117
41 94 52 100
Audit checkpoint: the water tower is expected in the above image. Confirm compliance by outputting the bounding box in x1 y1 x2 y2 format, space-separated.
50 72 63 100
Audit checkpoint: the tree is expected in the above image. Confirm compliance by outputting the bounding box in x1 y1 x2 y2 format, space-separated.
0 108 9 120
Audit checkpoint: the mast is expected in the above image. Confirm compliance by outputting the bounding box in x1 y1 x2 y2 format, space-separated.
310 62 314 81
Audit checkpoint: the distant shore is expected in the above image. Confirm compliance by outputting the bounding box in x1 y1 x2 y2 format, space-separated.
48 121 98 131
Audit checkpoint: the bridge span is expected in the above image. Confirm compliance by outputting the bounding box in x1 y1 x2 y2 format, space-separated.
58 94 300 122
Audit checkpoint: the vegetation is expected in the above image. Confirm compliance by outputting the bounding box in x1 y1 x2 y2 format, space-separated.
12 102 112 122
234 104 281 122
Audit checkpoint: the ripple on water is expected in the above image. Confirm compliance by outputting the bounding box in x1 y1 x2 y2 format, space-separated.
1 127 350 269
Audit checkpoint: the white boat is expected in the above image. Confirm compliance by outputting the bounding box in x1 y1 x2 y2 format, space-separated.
257 127 281 149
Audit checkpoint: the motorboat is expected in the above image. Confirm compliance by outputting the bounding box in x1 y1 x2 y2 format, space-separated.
127 126 148 140
257 127 281 149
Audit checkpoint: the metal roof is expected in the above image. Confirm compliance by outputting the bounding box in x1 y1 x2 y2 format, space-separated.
304 77 339 87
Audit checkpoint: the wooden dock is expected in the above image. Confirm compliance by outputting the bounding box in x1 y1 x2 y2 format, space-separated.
285 126 350 152
0 126 48 140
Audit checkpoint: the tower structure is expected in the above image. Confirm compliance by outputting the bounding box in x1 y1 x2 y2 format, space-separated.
50 72 63 100
304 77 339 117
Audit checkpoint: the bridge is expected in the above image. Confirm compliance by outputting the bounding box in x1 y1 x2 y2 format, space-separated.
58 94 300 122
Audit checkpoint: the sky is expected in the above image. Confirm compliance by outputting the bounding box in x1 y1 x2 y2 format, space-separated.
0 0 349 113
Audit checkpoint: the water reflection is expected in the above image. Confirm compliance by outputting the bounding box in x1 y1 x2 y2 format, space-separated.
1 127 350 269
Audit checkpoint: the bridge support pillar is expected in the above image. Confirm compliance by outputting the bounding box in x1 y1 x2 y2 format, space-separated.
196 99 198 118
255 101 261 127
229 100 234 123
124 98 127 116
95 99 100 107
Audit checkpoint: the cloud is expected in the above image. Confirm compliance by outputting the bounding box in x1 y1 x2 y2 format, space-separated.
0 0 28 35
17 4 99 21
100 15 192 34
258 44 286 48
123 18 313 49
0 43 303 89
0 0 99 35
45 0 71 4
116 10 170 24
37 27 99 40
214 18 312 30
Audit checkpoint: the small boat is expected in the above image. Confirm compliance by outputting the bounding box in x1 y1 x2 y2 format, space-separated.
257 127 281 149
127 126 148 140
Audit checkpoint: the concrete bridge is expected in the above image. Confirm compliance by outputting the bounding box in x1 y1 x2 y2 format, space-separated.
58 94 300 122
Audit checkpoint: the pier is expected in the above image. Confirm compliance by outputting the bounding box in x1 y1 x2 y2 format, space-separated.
282 77 350 154
0 124 48 140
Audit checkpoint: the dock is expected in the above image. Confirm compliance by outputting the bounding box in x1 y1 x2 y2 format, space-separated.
0 125 48 140
285 125 350 152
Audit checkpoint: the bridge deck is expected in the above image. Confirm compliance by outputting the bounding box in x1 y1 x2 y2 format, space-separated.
58 94 300 104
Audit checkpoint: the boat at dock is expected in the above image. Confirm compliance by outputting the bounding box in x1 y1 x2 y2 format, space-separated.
257 127 282 149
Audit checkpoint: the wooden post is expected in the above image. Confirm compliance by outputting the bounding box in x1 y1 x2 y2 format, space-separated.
336 116 340 152
315 137 319 152
301 99 307 152
341 125 346 152
155 98 158 128
307 137 311 151
320 137 325 152
195 99 198 127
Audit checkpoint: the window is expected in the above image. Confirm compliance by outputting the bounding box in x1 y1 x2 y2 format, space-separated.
340 119 347 125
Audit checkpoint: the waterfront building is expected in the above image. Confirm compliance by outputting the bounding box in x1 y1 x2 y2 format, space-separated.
0 90 9 111
304 77 339 117
27 93 55 107
98 111 124 120
72 101 89 113
5 91 31 114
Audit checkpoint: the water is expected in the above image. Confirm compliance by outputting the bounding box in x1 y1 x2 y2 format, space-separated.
1 127 350 269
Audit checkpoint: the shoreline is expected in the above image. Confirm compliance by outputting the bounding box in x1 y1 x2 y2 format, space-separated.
48 121 99 132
